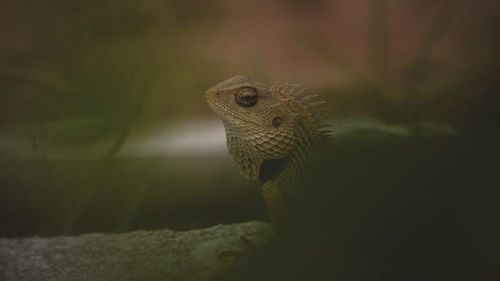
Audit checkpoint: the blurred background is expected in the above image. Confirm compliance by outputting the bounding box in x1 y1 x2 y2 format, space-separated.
0 0 499 237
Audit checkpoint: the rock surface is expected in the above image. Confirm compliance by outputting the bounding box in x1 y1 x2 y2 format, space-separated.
0 221 273 281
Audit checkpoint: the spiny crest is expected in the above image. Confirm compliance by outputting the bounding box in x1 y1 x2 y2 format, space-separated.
270 82 330 138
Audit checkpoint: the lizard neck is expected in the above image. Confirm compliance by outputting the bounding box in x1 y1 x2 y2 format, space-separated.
259 120 324 223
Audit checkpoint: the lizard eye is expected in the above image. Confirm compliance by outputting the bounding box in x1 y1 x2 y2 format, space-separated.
235 87 258 107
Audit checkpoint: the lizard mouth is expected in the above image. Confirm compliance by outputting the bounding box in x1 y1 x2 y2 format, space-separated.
206 98 261 128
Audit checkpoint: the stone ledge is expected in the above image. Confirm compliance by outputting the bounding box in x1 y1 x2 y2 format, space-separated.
0 221 273 281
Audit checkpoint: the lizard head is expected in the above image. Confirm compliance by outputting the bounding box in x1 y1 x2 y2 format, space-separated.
206 75 323 180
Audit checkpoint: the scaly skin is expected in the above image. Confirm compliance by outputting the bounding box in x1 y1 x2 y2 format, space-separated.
205 75 327 225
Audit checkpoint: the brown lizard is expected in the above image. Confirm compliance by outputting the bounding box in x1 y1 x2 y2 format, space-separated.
205 75 328 226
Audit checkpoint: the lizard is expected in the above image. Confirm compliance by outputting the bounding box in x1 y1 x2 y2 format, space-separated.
205 75 328 226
